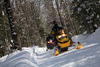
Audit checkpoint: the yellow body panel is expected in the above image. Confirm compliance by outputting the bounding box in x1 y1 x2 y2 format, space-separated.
57 34 68 41
56 33 71 48
76 42 82 49
54 49 59 56
58 40 71 48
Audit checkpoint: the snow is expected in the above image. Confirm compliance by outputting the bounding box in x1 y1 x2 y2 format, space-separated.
94 24 98 28
97 14 99 18
0 27 100 67
12 32 17 35
99 1 100 3
2 11 4 16
78 7 82 12
80 4 86 8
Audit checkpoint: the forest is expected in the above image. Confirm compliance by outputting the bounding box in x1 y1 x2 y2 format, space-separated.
0 0 100 57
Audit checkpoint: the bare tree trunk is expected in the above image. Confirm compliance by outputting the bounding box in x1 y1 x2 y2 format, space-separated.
55 0 64 26
4 0 21 50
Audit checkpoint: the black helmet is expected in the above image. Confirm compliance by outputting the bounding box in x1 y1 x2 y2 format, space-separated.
52 20 57 24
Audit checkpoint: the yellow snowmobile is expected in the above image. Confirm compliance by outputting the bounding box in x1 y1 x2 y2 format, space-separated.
54 28 82 56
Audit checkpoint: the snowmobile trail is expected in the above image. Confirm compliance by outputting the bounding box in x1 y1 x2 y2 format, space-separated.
37 43 100 67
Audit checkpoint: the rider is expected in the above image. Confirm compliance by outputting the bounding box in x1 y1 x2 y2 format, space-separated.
46 34 55 50
50 20 60 36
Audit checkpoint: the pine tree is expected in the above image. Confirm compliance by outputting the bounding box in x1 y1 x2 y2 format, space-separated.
72 0 100 34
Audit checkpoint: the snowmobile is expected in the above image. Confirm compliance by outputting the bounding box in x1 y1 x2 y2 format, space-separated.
54 29 82 56
47 39 55 50
46 34 55 51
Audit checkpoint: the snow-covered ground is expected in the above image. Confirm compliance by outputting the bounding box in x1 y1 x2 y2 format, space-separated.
0 27 100 67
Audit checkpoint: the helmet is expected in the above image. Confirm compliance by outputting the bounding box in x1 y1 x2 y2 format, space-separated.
58 27 65 34
52 20 57 25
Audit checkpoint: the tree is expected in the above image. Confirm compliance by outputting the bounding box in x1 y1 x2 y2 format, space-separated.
72 0 100 34
4 0 21 50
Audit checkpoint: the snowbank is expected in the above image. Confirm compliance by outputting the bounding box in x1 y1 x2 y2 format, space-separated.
0 47 38 67
72 27 100 44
